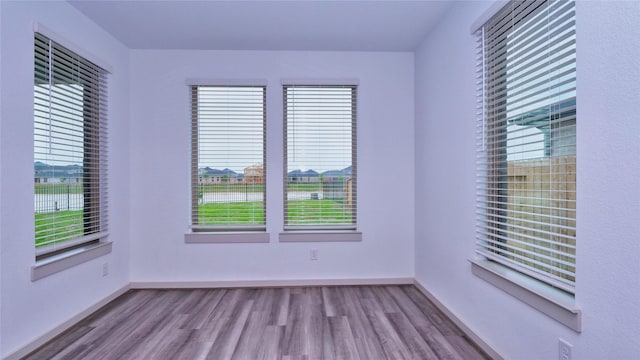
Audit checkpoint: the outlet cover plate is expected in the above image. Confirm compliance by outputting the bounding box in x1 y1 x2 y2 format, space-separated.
559 338 573 360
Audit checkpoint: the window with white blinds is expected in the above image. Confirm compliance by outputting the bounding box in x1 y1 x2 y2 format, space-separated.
34 33 109 258
283 85 357 230
191 86 266 231
475 0 576 293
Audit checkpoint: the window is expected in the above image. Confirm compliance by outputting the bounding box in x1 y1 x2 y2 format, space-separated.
475 0 576 293
283 85 357 231
34 33 109 259
190 85 266 232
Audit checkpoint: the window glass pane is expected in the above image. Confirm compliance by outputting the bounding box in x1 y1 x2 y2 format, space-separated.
476 0 576 293
191 86 266 230
34 84 85 246
284 86 357 230
34 33 108 255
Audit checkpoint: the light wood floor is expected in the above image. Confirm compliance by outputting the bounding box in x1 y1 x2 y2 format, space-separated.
24 285 489 360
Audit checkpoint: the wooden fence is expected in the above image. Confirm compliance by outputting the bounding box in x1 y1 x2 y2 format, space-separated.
506 156 576 283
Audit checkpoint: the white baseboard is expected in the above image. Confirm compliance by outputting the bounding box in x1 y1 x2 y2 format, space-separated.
130 277 414 289
4 284 130 360
413 280 503 360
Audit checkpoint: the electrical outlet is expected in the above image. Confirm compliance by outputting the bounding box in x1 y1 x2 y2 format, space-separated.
102 263 109 277
559 338 572 360
310 249 318 261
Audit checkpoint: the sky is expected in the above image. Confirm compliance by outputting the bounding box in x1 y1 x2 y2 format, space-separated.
34 84 85 167
503 5 576 162
197 86 354 174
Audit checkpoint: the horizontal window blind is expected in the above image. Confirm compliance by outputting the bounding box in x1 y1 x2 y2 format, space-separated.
283 85 357 230
191 86 266 231
34 33 109 256
475 0 576 293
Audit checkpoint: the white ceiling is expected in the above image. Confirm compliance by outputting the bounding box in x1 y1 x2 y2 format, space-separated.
68 0 454 51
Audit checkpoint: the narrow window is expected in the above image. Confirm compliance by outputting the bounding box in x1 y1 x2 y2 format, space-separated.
283 85 357 230
34 33 109 258
476 0 577 293
191 86 266 231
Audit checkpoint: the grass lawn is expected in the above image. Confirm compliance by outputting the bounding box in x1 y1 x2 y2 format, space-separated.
35 200 353 245
35 210 84 247
196 199 352 225
287 183 322 192
198 201 266 225
198 184 264 193
35 183 83 194
197 183 323 193
287 199 352 225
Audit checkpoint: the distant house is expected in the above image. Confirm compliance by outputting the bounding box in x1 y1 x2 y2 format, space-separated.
321 166 352 182
243 164 263 184
507 98 576 160
287 169 320 183
34 162 83 184
198 167 239 183
319 166 353 200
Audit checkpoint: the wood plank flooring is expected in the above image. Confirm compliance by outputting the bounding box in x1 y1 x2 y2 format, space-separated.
24 285 490 360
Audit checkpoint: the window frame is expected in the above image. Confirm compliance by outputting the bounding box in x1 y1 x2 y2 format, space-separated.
186 82 269 243
471 0 580 331
280 83 360 240
31 28 111 281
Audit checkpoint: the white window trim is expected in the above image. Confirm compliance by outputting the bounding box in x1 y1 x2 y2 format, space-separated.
469 1 509 34
281 78 359 86
282 83 358 234
470 258 581 332
33 22 113 73
186 79 267 87
184 232 270 244
471 0 581 331
186 82 268 242
32 241 112 281
278 231 362 243
33 29 111 275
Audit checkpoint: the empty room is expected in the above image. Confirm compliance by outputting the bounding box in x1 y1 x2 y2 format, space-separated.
0 0 638 359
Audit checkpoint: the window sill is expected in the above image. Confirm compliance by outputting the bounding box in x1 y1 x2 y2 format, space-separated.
279 231 362 242
184 232 270 243
31 241 112 281
470 258 581 332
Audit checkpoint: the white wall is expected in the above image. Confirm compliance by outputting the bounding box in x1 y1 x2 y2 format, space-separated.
4 1 637 358
0 1 130 357
129 50 415 283
414 1 640 359
0 2 4 356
